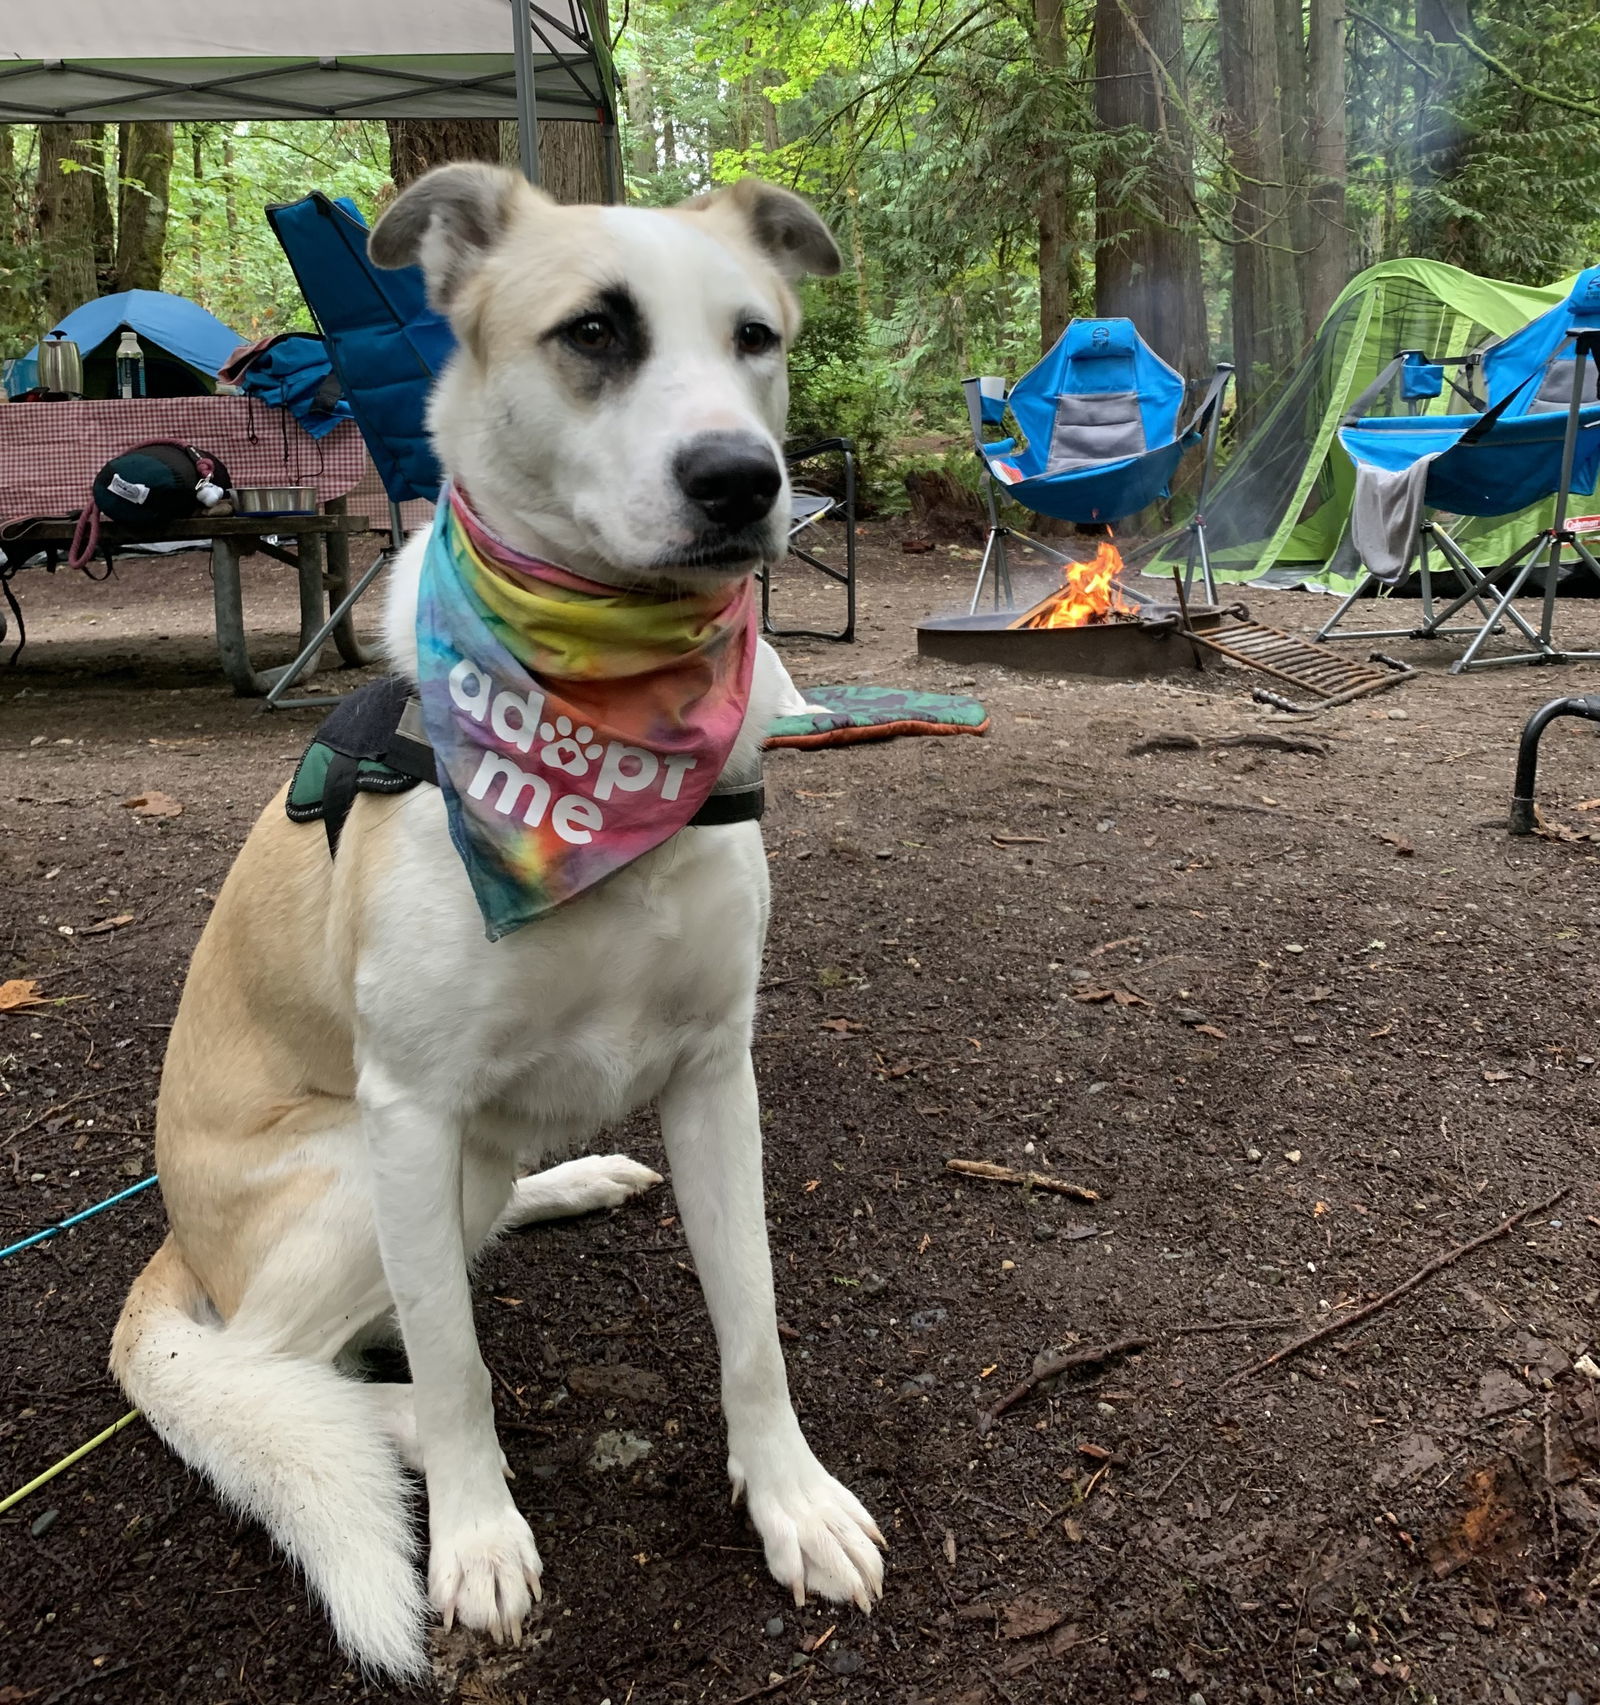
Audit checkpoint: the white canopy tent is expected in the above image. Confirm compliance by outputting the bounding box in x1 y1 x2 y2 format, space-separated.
0 0 617 188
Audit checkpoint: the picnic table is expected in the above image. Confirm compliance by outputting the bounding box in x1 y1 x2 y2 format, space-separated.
0 394 381 695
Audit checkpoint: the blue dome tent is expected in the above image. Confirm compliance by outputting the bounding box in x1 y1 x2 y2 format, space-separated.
9 290 243 399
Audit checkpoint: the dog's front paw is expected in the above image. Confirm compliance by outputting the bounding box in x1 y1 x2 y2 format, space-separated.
731 1438 885 1613
428 1504 544 1643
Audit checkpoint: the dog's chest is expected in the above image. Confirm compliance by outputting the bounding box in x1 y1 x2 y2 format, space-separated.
367 794 768 1140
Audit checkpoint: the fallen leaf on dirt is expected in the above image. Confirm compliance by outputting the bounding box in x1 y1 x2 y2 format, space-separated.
1063 1517 1085 1542
1087 936 1140 957
1377 831 1415 856
1481 1069 1514 1083
1071 987 1149 1007
901 536 935 554
77 914 135 936
803 1178 821 1192
566 1365 668 1402
820 1017 865 1033
998 1592 1070 1640
121 791 183 818
0 978 45 1012
1192 1023 1228 1040
1077 1442 1113 1461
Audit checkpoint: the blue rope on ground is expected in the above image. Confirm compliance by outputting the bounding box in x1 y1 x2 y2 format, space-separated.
0 1175 159 1261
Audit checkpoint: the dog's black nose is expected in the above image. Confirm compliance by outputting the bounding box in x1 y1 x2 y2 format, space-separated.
674 434 782 530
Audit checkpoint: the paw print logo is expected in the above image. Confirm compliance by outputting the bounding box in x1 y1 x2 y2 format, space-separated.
538 715 605 776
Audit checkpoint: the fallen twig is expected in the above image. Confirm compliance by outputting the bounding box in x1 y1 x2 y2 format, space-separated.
1170 1313 1304 1336
2 1080 140 1147
1145 1449 1197 1504
987 1338 1148 1424
946 1159 1099 1202
1221 1187 1569 1389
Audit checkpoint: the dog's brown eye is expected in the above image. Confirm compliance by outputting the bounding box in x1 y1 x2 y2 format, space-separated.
567 315 616 353
737 321 779 356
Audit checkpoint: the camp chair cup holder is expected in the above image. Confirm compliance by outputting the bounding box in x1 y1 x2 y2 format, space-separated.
963 329 1232 613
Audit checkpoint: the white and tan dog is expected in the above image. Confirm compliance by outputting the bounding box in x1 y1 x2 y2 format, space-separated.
111 166 883 1679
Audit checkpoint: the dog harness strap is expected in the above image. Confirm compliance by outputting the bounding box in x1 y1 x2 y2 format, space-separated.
320 750 363 858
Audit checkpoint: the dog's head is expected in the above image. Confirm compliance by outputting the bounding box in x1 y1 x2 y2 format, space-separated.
369 166 840 585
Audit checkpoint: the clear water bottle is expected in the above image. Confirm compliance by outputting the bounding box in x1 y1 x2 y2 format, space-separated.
115 329 146 399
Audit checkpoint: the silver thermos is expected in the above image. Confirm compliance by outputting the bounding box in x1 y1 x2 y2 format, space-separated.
38 332 84 397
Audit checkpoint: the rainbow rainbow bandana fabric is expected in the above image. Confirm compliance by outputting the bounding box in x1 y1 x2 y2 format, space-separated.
415 485 757 940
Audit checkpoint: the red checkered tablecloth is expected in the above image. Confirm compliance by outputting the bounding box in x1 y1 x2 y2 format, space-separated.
0 395 370 525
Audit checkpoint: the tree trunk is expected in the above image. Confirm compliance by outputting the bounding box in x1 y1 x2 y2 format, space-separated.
189 124 204 276
1092 0 1209 380
625 68 657 177
1034 0 1074 355
113 122 173 294
1276 0 1311 305
91 127 116 294
35 124 99 326
539 121 608 204
1219 0 1301 428
761 74 782 154
387 119 503 190
1302 0 1349 332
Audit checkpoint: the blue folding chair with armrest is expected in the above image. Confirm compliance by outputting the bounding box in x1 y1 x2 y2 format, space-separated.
1318 266 1600 671
964 318 1232 612
258 191 450 708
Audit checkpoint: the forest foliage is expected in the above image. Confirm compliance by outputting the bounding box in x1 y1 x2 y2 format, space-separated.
1 0 1597 470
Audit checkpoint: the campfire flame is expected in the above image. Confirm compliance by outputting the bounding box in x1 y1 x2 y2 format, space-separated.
1023 536 1137 629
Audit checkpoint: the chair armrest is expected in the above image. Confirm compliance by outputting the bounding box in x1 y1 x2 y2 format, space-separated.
786 437 855 465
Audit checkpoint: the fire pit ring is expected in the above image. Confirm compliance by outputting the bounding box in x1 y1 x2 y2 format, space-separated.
916 601 1229 678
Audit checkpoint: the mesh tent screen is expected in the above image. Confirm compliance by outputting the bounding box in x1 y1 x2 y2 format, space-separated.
1151 259 1576 587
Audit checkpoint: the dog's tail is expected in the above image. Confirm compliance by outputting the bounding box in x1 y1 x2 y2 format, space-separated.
111 1237 427 1680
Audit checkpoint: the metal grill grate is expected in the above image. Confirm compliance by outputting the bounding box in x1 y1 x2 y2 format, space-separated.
1191 618 1412 707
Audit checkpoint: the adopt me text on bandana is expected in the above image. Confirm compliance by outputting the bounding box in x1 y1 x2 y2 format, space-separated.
415 485 756 939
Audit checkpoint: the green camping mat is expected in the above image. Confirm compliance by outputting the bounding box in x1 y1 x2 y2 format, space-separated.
767 684 989 748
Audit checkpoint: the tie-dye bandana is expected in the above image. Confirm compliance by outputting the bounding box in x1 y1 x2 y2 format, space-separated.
415 485 756 940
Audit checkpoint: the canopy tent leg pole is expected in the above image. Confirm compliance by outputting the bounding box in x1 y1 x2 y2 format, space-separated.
513 0 544 186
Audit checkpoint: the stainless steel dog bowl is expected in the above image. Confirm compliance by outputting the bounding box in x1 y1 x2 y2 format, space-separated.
234 484 318 517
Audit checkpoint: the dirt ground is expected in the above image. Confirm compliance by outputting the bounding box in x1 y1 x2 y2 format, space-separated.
4 524 1600 1705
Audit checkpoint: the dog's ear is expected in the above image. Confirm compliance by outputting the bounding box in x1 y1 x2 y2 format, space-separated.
688 180 841 281
369 163 540 307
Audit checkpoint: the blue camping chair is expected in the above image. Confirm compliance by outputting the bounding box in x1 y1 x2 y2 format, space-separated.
1319 266 1600 670
258 191 451 706
964 319 1232 612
